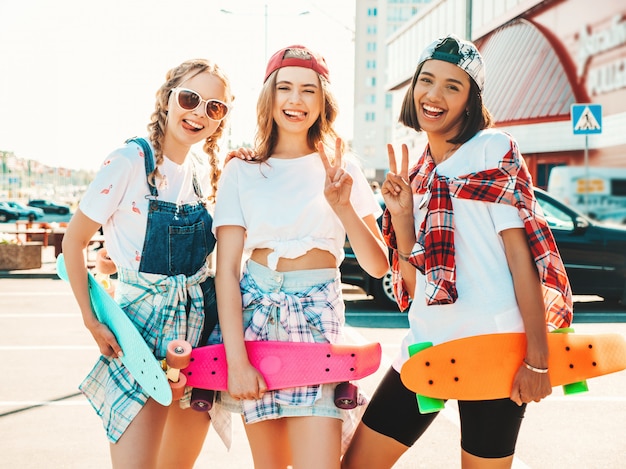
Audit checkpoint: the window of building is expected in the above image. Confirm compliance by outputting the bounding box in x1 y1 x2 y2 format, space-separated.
365 112 376 122
367 8 377 16
611 179 626 196
366 60 376 69
367 42 377 52
537 163 563 189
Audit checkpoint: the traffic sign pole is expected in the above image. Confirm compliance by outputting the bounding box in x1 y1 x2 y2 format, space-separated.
584 134 589 214
571 104 602 216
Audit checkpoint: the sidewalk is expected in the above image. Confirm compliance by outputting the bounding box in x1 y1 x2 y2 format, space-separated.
0 247 368 299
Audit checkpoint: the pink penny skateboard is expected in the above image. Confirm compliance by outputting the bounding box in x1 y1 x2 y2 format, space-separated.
165 340 382 411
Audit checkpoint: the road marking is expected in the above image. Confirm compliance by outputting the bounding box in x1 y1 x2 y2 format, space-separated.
543 395 626 402
0 393 87 417
512 456 532 468
345 312 404 317
0 401 88 407
344 326 374 344
0 313 79 318
0 291 72 296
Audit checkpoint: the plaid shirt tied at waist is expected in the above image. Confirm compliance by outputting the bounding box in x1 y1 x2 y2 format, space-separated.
239 266 343 419
382 137 573 330
117 264 211 357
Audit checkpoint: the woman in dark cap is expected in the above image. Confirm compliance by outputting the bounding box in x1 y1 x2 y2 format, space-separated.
342 34 572 469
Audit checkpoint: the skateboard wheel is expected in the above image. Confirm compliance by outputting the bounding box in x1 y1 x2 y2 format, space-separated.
563 380 589 395
190 388 215 412
166 340 192 369
408 342 433 357
334 382 358 409
416 394 445 414
170 372 187 401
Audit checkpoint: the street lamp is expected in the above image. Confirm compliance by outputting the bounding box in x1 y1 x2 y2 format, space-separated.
220 3 310 62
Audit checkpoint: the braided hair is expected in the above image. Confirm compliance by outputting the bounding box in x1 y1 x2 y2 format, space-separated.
147 59 233 202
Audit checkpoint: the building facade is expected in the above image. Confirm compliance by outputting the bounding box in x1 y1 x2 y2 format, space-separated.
352 0 434 181
377 0 626 188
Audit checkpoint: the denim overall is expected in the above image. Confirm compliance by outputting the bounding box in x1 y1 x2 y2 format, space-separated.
130 137 218 339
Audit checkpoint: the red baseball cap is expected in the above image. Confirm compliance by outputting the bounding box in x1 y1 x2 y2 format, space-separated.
264 45 330 83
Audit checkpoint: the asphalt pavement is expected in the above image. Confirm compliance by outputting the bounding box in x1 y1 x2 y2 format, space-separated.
1 247 625 468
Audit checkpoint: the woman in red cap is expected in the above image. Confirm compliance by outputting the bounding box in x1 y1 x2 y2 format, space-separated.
341 34 572 469
213 45 389 468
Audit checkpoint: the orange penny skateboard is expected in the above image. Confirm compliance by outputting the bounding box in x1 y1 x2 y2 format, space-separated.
400 329 626 413
165 340 382 411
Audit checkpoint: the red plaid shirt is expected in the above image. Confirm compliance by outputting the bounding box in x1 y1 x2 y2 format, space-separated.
383 136 573 331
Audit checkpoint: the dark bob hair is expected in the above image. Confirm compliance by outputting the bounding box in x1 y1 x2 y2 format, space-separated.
398 61 493 145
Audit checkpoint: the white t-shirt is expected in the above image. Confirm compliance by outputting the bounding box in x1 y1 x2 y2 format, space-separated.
79 139 213 270
394 129 526 370
213 152 382 270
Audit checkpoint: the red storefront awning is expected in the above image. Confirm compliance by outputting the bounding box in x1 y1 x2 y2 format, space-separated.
478 19 582 126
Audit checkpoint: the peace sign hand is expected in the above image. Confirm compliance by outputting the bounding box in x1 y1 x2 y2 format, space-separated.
318 138 354 210
382 144 413 217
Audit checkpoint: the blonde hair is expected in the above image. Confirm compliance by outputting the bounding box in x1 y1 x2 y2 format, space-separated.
147 59 233 202
254 60 343 163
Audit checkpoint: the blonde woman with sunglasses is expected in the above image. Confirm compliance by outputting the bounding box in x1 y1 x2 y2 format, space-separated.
213 45 389 469
62 59 233 468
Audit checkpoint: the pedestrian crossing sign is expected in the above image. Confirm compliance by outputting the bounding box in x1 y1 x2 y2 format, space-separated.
571 104 602 135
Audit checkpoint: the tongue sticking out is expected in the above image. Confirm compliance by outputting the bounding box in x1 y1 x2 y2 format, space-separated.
284 110 306 121
183 119 204 132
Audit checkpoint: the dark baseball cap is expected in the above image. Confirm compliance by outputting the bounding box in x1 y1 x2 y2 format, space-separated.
418 34 485 91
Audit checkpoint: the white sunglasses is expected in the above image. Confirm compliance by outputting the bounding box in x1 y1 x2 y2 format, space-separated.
171 87 231 121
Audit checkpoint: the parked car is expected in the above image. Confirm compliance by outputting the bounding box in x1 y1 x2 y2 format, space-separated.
535 187 626 304
3 201 45 221
341 188 626 308
27 199 71 215
340 193 398 309
0 203 22 222
591 208 626 226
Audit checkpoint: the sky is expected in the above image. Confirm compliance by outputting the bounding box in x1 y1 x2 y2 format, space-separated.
0 0 356 171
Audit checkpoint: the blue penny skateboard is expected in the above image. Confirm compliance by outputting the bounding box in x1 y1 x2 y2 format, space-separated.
57 254 172 406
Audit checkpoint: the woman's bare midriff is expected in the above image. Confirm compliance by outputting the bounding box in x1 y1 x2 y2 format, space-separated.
250 248 336 272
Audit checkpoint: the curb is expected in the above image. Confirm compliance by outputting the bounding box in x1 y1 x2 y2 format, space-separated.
0 269 59 279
